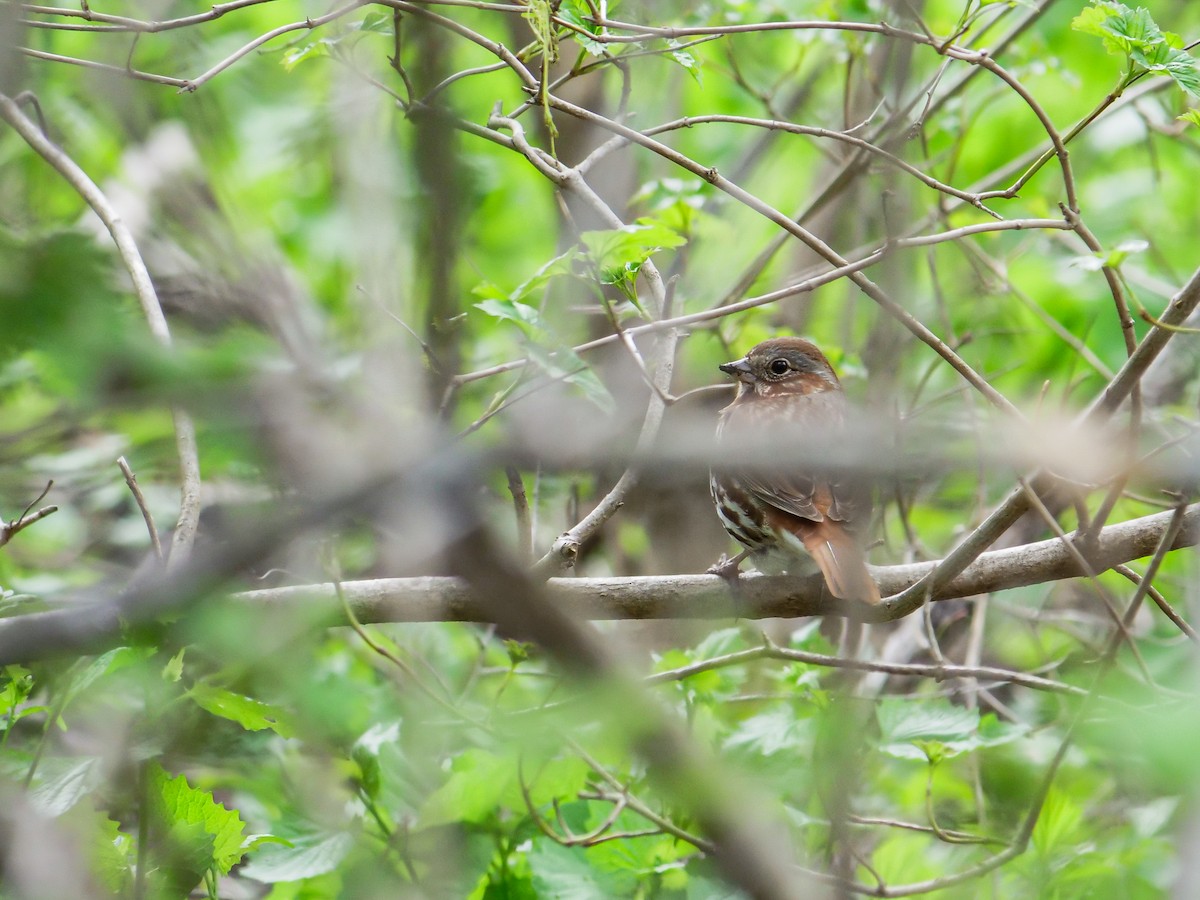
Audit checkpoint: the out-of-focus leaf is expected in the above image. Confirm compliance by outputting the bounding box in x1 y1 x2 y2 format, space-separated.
528 841 629 899
241 833 354 884
30 757 102 816
1032 787 1083 856
351 721 400 800
419 749 517 828
724 707 812 757
188 682 296 737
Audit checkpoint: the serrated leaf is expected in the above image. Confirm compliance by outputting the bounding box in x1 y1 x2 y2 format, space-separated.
241 833 354 883
878 703 1027 761
1178 108 1200 127
1071 2 1200 96
1070 5 1114 42
1161 50 1200 96
149 762 248 876
188 683 295 737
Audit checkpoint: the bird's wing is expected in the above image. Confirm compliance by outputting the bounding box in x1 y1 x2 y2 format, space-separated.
729 391 868 526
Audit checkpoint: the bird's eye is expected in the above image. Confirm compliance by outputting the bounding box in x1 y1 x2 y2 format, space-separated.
768 358 790 376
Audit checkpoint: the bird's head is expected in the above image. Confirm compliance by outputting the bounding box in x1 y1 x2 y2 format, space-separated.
719 337 841 400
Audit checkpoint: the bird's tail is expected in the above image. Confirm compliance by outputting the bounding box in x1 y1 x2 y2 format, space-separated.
801 521 881 606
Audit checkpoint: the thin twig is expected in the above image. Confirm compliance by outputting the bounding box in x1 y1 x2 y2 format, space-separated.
117 457 163 562
0 482 57 549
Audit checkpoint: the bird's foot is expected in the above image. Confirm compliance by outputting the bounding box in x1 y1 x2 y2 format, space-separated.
707 549 751 584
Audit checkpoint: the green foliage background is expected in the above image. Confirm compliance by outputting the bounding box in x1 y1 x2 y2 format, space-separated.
1 0 1200 896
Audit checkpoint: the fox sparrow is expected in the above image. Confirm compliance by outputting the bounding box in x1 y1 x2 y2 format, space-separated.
709 337 881 605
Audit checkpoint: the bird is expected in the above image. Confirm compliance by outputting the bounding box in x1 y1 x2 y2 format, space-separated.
709 337 881 605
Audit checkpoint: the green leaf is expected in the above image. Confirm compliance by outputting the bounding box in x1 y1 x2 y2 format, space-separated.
558 3 607 57
30 757 102 816
524 342 615 413
878 698 978 743
474 298 546 335
419 749 515 828
1160 50 1200 96
523 756 590 808
877 698 982 760
504 639 533 665
188 683 296 737
691 627 748 659
163 648 185 683
1178 108 1200 127
474 251 578 309
725 707 813 757
59 803 133 894
1071 238 1149 271
71 647 146 695
149 762 248 876
528 840 629 899
357 11 392 33
351 721 400 801
1032 787 1084 856
0 665 33 716
241 833 354 884
667 41 702 85
282 41 330 71
579 220 687 274
1071 2 1200 95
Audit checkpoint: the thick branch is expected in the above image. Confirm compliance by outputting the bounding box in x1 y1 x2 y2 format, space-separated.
237 504 1199 626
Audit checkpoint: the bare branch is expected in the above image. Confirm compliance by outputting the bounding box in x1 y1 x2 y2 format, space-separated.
0 483 57 549
229 502 1200 626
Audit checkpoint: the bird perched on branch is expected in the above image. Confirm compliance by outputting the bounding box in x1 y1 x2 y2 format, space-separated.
709 337 881 606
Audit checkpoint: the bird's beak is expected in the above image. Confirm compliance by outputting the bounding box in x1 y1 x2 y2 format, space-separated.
719 357 754 382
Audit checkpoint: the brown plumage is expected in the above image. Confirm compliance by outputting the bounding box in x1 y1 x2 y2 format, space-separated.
709 337 881 605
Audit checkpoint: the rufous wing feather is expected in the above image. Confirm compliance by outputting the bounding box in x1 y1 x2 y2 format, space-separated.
798 519 881 606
